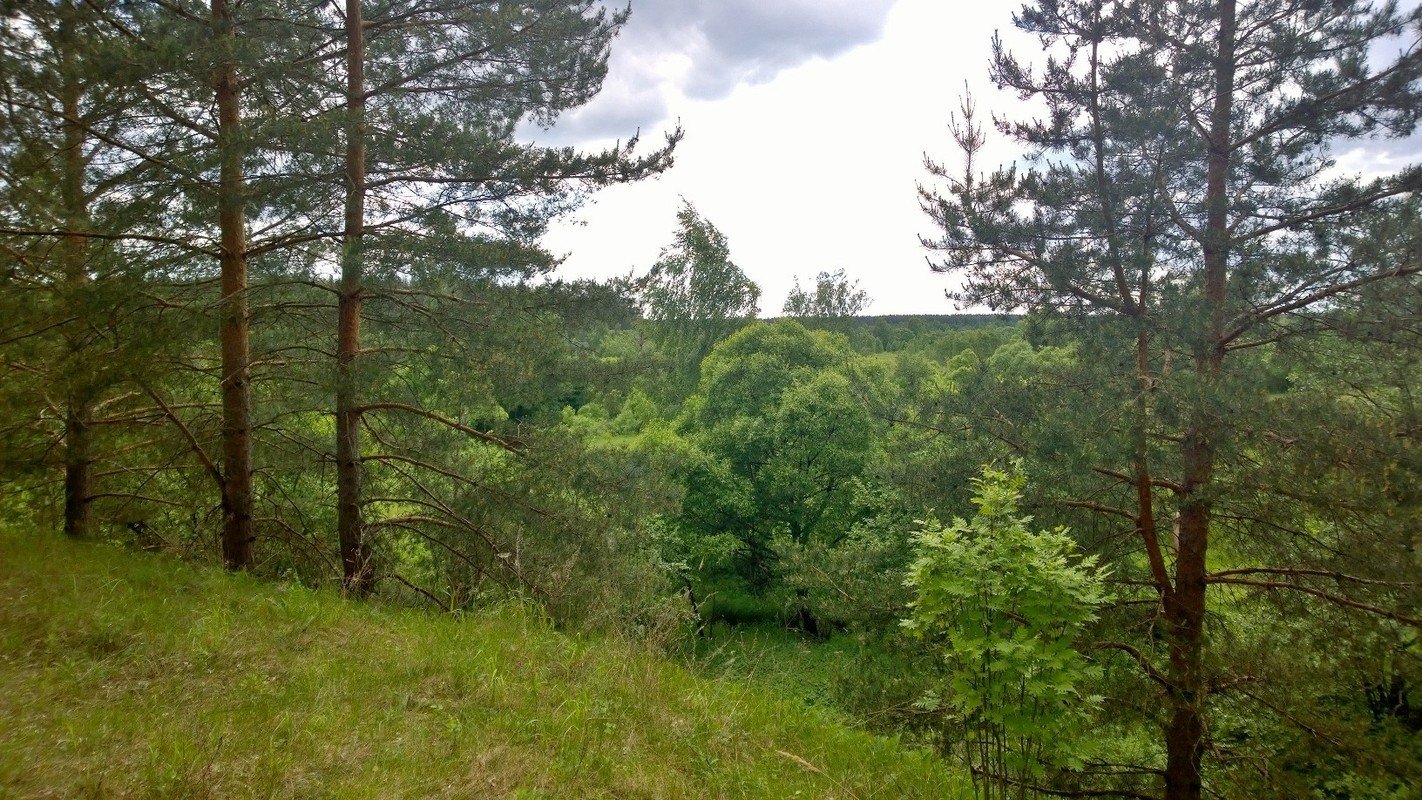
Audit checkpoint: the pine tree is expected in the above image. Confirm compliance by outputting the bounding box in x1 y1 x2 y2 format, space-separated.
209 0 255 569
0 0 176 538
330 0 678 593
18 0 344 566
921 1 1422 797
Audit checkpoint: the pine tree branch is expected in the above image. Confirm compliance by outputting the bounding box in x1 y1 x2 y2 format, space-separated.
0 316 78 347
0 226 215 255
1235 687 1342 747
1210 577 1422 627
1232 48 1422 151
1092 641 1172 690
390 570 449 611
358 402 521 452
1092 466 1183 494
981 768 1157 800
1060 499 1138 520
141 383 224 489
1238 170 1422 244
368 515 494 588
362 452 553 520
1223 260 1422 345
1209 567 1414 587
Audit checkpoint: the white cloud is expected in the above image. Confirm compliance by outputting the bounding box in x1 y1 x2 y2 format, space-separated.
537 0 1422 317
536 0 1016 315
531 0 897 144
1332 133 1422 180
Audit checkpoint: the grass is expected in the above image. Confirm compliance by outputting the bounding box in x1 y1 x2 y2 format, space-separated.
689 624 856 710
0 531 965 799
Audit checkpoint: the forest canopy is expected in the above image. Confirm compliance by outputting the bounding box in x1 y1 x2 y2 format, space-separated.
2 1 1420 800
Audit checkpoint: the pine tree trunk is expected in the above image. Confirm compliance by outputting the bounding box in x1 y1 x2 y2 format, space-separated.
1163 3 1235 798
58 0 91 539
62 405 90 537
213 0 254 570
1164 452 1210 800
336 0 371 594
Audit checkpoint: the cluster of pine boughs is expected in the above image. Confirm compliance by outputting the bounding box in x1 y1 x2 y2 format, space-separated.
0 0 678 607
4 1 1422 800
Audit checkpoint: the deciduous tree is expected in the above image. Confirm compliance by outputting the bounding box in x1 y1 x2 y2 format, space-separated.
639 201 760 389
782 268 870 319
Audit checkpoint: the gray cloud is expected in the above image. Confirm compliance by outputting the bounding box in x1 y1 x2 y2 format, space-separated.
687 0 897 97
530 65 670 144
531 0 897 143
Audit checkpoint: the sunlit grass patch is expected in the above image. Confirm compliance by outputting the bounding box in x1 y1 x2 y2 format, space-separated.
0 532 964 799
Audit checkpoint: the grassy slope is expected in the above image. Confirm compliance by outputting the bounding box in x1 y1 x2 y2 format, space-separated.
0 533 963 799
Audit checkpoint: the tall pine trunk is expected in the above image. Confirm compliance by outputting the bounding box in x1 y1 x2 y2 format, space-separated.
213 0 254 570
1163 2 1235 797
336 0 371 593
58 0 91 538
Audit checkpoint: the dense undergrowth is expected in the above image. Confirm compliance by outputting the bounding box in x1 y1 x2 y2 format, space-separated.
0 531 966 799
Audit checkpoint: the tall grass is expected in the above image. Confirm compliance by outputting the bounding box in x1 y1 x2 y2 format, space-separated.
0 532 965 798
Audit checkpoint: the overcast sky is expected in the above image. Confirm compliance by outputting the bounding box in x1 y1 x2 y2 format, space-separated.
523 1 1420 317
519 0 1010 316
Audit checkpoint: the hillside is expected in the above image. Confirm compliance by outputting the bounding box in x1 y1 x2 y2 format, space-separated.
0 532 964 799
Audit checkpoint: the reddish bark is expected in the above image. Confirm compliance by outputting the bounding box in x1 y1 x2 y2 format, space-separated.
1162 2 1236 798
213 0 254 570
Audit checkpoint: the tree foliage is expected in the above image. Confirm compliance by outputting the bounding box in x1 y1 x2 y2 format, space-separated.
783 268 870 318
3 1 1422 795
905 466 1107 799
639 201 760 387
674 321 866 590
921 1 1422 797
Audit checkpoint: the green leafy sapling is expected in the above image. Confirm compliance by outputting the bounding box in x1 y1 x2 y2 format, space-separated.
904 465 1108 799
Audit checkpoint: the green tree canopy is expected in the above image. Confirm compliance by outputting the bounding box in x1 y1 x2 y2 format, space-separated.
782 268 870 318
639 201 760 387
905 466 1107 799
674 321 877 600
